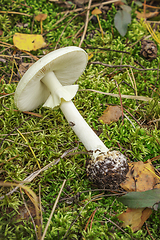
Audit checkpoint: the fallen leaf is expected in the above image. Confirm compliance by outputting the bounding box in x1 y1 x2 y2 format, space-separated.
118 160 160 232
13 33 47 51
98 105 122 124
88 53 93 61
18 62 34 77
136 10 159 19
120 161 160 192
118 207 152 232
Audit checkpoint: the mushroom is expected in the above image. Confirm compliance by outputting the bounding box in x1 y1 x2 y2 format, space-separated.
35 13 47 34
91 9 104 39
14 46 128 189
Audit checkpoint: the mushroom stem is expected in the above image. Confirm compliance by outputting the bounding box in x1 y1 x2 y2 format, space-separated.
60 99 108 154
41 71 108 156
42 71 78 108
96 15 104 39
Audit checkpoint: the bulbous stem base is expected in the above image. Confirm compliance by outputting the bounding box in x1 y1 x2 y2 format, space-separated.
86 150 129 189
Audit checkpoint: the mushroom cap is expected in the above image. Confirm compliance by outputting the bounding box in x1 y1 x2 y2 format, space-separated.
14 46 88 111
35 13 47 21
92 9 102 15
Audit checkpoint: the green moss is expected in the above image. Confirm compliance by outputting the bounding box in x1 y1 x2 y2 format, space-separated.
0 0 160 239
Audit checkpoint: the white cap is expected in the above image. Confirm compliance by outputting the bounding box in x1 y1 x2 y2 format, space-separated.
14 46 88 111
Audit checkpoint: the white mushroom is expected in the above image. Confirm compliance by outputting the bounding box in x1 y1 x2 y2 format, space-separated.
14 46 128 189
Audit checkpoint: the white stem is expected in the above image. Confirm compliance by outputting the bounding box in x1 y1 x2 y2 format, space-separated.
42 71 79 108
42 71 62 92
60 100 108 153
41 71 109 154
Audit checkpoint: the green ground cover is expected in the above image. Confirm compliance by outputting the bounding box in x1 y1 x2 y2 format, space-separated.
0 0 160 239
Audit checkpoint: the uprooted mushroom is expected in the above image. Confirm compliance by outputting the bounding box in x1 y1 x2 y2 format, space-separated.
14 46 128 189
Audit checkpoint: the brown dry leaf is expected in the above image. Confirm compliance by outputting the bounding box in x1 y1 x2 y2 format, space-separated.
118 207 152 232
135 10 159 19
98 105 122 124
13 33 46 51
120 160 160 192
18 62 34 77
15 200 37 222
119 160 160 232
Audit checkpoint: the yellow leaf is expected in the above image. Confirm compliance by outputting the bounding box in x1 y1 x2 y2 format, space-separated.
118 207 152 232
120 161 160 192
88 53 93 61
13 33 46 51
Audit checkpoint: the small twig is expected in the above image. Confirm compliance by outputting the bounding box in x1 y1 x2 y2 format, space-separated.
11 0 32 8
0 92 14 99
103 216 136 240
84 45 130 54
115 80 124 124
39 184 43 232
123 113 135 129
134 59 146 69
90 207 98 229
0 46 13 54
60 189 125 202
20 189 39 240
129 36 146 49
123 108 142 128
1 130 44 136
143 4 160 9
0 155 19 167
130 68 137 96
0 10 32 17
41 179 66 240
126 69 136 94
84 211 94 231
31 14 35 34
78 89 160 104
79 0 92 48
145 222 155 240
58 0 119 15
90 61 159 71
2 104 43 118
148 118 160 123
0 54 20 59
